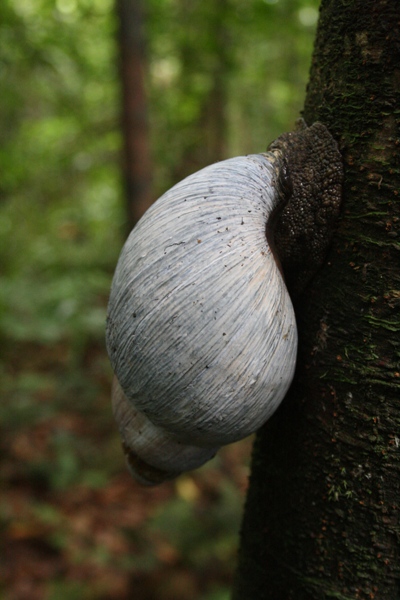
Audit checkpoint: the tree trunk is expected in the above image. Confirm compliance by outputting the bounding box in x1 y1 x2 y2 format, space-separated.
171 0 232 183
116 0 153 230
233 1 400 598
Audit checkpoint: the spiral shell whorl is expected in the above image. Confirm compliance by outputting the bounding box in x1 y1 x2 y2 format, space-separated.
112 377 217 485
106 154 297 453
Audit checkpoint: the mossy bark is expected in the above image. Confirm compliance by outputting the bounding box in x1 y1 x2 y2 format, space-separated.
233 1 400 598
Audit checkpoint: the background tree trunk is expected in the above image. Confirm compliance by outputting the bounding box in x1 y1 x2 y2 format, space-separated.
233 1 400 598
116 0 153 230
171 0 232 183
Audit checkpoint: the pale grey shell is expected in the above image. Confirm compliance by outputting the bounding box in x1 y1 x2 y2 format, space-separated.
106 154 298 480
111 376 217 484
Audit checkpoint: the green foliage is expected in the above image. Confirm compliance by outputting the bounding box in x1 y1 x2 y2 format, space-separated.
150 478 243 567
0 0 123 347
200 588 231 600
146 0 320 191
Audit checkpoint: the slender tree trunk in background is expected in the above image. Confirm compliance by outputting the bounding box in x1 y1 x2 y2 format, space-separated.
116 0 153 230
173 0 231 181
234 1 400 598
200 57 228 165
199 0 230 166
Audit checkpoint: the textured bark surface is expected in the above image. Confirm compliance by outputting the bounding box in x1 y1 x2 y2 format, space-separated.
233 1 400 598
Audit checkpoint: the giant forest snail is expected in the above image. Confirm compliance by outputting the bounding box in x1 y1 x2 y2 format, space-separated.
106 121 343 485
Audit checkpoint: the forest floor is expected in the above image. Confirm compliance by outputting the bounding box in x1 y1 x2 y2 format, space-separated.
1 340 251 600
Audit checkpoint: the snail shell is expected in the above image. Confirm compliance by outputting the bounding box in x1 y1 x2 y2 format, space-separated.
106 123 342 484
107 153 296 483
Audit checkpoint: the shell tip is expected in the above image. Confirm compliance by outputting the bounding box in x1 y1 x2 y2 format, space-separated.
122 442 181 486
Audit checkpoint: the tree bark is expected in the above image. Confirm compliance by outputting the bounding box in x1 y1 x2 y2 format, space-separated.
116 0 153 230
233 1 400 598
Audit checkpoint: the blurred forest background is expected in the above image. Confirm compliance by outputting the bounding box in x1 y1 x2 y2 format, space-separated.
1 0 319 598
